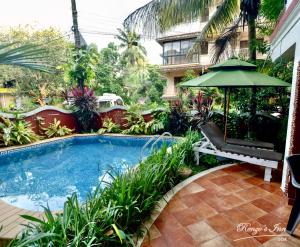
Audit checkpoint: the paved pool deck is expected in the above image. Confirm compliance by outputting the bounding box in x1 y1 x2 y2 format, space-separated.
141 164 300 247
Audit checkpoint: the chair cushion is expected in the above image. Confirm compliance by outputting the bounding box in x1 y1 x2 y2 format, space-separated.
221 144 282 161
200 122 226 149
226 138 274 149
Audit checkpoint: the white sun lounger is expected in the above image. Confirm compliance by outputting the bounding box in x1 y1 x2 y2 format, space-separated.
194 122 282 182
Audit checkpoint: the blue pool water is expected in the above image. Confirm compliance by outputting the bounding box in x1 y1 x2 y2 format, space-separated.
0 136 171 211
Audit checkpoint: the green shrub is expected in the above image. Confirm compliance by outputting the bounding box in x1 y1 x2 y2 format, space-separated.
199 154 219 168
0 116 39 146
98 118 121 134
43 118 73 138
122 109 166 135
165 104 189 136
9 131 200 246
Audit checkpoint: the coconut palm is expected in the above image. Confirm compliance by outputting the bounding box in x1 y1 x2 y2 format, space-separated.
124 0 276 133
124 0 264 62
115 27 147 67
0 43 50 72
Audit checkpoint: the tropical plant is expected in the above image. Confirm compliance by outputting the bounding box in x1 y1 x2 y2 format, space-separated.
122 110 147 135
98 118 121 134
95 43 127 99
43 118 73 138
124 0 286 124
199 154 219 168
9 131 200 247
66 45 100 89
190 91 214 128
125 0 284 62
166 101 190 136
149 109 170 134
260 0 285 22
72 87 99 132
134 64 167 104
116 27 147 67
0 26 73 106
0 43 50 71
122 109 167 135
0 116 39 146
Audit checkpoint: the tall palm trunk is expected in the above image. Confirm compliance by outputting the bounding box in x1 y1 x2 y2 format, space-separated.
248 14 257 136
248 15 257 61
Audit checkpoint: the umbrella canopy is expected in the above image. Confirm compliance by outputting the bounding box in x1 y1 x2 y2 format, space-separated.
180 59 290 88
179 58 291 140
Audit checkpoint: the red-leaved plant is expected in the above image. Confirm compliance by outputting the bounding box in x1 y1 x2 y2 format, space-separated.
191 91 213 127
72 87 99 132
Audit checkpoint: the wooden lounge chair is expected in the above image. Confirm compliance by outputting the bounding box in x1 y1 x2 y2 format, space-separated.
193 122 282 182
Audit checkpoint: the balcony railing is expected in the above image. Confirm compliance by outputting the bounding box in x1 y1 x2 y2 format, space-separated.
238 48 248 57
162 54 199 66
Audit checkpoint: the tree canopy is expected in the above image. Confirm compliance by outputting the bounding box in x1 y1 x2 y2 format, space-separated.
0 26 73 107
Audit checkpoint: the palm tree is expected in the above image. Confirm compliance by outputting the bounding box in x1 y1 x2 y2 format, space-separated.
115 27 147 67
124 0 262 62
124 0 272 132
0 43 50 72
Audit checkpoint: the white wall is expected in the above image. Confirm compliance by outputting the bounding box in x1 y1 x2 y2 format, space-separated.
270 1 300 191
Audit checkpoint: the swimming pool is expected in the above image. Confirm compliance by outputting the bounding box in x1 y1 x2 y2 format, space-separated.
0 135 172 211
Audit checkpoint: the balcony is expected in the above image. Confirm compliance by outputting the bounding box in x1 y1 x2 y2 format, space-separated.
162 54 199 66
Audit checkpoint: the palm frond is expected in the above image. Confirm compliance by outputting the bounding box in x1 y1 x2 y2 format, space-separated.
188 0 240 56
0 43 52 72
124 0 215 37
211 17 241 64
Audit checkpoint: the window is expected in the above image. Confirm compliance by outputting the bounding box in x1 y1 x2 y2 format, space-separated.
181 40 191 54
164 42 173 56
201 8 209 22
162 38 199 65
200 42 208 55
173 41 180 55
240 40 248 49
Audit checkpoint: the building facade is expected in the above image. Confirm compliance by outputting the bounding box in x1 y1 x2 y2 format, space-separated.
157 5 266 100
270 0 300 196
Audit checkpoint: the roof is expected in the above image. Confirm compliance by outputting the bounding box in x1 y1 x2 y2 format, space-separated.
270 0 299 42
96 94 123 102
156 32 201 45
209 59 257 71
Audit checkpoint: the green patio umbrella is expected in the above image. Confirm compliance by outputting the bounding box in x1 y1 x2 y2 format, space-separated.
180 59 291 140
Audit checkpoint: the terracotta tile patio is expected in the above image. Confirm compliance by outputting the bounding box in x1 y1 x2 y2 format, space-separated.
142 164 300 247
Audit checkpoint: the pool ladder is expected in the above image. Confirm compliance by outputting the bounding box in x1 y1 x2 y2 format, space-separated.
140 132 173 160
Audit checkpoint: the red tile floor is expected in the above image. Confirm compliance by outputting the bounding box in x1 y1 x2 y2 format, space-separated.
141 164 300 247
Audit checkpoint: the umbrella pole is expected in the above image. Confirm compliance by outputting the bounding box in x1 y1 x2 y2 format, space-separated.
224 89 231 141
223 87 227 125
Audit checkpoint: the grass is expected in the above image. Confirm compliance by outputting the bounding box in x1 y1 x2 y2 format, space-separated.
8 130 202 246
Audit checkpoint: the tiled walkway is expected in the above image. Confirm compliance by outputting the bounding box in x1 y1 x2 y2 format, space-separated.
142 164 300 247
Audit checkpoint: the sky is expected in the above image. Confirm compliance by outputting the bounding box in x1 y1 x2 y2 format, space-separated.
0 0 200 64
0 0 160 63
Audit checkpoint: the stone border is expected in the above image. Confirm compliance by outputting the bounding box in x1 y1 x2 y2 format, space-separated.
0 105 167 119
0 105 72 119
136 163 236 247
0 133 180 154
